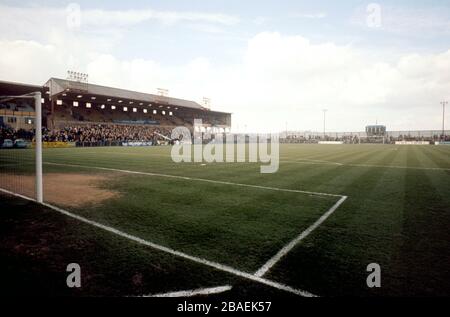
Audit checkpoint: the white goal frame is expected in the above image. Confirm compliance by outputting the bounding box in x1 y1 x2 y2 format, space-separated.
0 91 42 202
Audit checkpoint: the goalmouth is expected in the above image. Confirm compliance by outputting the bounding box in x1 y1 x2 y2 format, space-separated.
0 91 43 203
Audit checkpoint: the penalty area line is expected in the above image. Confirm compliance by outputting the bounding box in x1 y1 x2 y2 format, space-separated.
44 161 343 198
0 187 317 297
254 195 348 277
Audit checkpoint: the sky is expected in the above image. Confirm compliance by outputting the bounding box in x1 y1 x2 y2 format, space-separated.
0 0 450 133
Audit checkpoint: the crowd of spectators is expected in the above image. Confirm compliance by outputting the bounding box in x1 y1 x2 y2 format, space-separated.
1 124 173 146
42 124 172 144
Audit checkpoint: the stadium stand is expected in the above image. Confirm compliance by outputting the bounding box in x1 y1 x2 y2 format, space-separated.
0 78 231 146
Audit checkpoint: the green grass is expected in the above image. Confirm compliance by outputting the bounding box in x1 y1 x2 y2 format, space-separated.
1 144 450 296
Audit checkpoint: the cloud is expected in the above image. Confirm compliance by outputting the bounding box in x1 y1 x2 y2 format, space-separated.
291 12 327 19
1 8 449 133
252 33 448 129
82 8 239 27
0 4 239 44
0 40 62 84
207 32 450 131
81 32 448 133
187 23 228 34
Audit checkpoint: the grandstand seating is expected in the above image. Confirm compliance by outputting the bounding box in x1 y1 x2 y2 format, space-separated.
50 103 190 128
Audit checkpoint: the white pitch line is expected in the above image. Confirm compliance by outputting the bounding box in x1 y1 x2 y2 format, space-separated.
281 160 450 171
44 162 343 198
280 157 344 165
0 187 317 297
145 285 232 297
254 195 348 277
345 163 450 171
281 160 343 166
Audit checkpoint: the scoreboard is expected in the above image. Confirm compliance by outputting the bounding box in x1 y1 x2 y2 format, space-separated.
365 125 386 136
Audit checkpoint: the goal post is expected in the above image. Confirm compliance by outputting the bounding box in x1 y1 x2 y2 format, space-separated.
34 91 43 203
0 91 43 203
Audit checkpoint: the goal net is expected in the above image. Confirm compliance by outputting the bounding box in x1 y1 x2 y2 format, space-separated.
0 92 42 202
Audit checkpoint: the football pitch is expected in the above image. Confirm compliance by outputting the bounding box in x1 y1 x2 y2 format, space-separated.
0 144 450 297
